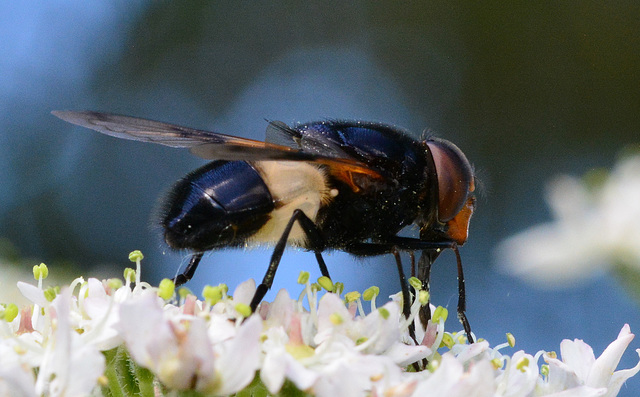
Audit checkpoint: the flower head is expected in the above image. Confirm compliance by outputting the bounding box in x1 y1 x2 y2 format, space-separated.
497 154 640 287
1 255 638 395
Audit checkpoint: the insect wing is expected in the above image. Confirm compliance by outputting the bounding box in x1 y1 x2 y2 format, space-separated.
264 120 301 148
53 110 384 188
52 111 245 148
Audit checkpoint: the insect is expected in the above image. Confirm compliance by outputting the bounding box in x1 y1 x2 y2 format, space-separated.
53 110 476 342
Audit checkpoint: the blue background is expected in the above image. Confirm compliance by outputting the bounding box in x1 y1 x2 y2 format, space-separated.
1 3 639 394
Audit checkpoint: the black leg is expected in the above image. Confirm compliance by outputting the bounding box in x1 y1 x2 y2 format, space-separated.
417 250 436 329
346 236 474 343
250 209 327 312
173 252 204 286
453 245 474 343
392 250 412 322
392 249 420 348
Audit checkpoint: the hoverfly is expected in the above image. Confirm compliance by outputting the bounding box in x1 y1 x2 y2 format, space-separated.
53 111 476 342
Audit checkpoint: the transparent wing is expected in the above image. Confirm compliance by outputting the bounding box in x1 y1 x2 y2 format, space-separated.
53 110 383 187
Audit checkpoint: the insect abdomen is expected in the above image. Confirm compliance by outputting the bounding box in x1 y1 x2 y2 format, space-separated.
162 160 274 251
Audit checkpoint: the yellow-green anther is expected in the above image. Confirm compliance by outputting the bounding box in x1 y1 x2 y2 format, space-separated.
506 333 516 347
491 358 503 370
516 357 530 372
419 290 430 305
356 337 368 345
44 287 57 302
332 282 344 295
440 333 454 349
297 271 310 284
329 312 343 325
363 286 379 301
310 283 321 293
178 287 192 300
235 303 252 318
107 278 123 290
128 250 144 262
432 306 448 323
408 277 422 290
317 276 333 291
158 279 175 300
541 364 549 377
345 291 360 303
285 344 315 359
3 304 18 322
33 263 48 280
378 307 390 319
426 353 441 372
546 351 557 359
203 285 223 305
123 268 136 283
218 284 229 295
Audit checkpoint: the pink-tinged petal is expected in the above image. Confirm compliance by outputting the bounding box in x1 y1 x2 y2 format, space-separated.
289 313 305 346
421 320 439 348
264 289 295 329
587 324 634 388
232 279 256 306
17 307 33 334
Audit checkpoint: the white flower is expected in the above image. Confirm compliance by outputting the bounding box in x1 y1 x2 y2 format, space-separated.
539 324 640 396
0 341 37 397
411 354 495 396
116 289 262 394
497 155 640 286
2 260 639 396
35 288 106 397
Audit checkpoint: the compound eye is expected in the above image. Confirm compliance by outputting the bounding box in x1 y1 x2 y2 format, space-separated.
426 138 475 222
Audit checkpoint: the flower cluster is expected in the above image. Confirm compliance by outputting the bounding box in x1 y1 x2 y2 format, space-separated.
0 253 639 396
497 153 640 288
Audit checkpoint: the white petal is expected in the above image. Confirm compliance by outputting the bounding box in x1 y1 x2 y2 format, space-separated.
232 279 256 306
16 282 48 307
211 314 262 395
587 324 635 389
603 349 640 397
559 339 596 382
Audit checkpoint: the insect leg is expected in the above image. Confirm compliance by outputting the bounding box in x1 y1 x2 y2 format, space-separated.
391 249 412 322
453 245 474 343
417 250 435 329
391 249 420 347
347 237 474 343
250 209 327 312
173 252 204 286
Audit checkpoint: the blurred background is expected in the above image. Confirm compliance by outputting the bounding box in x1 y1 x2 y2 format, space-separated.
1 2 639 392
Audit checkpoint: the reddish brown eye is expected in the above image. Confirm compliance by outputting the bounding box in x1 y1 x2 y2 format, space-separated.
426 138 474 222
